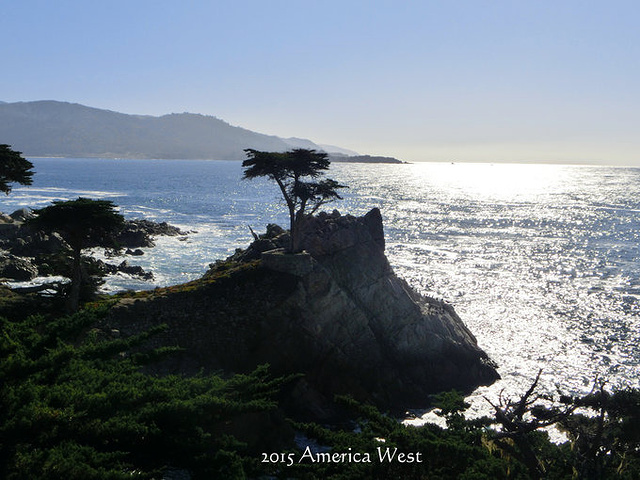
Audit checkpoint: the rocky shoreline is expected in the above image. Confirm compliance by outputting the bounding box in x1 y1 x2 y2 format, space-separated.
0 207 186 284
1 204 499 421
103 208 499 421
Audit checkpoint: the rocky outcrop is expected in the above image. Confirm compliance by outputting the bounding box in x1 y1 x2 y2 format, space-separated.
0 254 39 281
0 211 66 281
116 219 185 248
97 260 153 280
104 208 499 421
0 211 185 282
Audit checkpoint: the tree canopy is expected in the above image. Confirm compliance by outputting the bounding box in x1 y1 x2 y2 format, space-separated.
29 198 125 252
28 198 125 312
242 148 346 252
0 144 34 195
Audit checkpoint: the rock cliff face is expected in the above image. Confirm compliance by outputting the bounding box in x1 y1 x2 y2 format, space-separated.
105 209 499 420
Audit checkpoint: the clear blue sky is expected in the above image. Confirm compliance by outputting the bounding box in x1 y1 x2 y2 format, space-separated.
2 0 639 164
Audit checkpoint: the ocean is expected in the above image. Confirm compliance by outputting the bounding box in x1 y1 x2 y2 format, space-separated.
2 158 639 416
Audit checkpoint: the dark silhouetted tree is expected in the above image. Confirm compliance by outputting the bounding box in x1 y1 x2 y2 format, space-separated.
242 148 346 252
0 144 34 194
28 198 125 312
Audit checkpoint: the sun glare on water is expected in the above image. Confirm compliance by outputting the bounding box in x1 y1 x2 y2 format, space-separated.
407 162 570 202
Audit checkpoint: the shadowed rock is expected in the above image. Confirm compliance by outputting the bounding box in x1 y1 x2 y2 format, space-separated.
0 254 38 281
104 208 499 421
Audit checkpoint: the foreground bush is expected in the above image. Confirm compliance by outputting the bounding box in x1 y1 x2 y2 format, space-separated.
1 304 638 479
0 307 286 479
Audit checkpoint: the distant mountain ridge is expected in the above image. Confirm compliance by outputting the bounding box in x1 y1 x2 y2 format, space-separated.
331 154 408 164
0 100 372 161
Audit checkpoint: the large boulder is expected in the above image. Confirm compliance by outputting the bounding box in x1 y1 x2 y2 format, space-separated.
9 207 35 222
116 219 186 248
10 231 68 256
0 220 69 257
0 254 39 281
104 208 499 420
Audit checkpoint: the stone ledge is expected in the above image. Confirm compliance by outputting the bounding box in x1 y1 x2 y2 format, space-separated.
261 248 314 277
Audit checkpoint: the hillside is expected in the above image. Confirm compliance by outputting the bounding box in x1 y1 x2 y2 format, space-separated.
330 153 407 164
0 101 333 160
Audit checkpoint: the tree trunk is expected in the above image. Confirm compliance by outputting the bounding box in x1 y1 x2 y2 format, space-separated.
290 207 298 253
67 248 82 313
291 212 309 253
274 177 297 253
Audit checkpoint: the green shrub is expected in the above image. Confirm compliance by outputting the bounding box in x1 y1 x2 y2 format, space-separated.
0 307 286 479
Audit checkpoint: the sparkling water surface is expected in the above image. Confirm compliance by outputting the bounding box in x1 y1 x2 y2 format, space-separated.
3 158 639 413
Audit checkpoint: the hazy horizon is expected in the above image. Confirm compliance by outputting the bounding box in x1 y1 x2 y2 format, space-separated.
3 1 639 165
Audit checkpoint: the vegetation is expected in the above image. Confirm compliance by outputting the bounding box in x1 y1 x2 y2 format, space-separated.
0 306 288 479
242 148 346 252
2 294 637 480
277 385 640 480
283 396 524 480
559 385 640 478
0 144 34 195
27 198 125 312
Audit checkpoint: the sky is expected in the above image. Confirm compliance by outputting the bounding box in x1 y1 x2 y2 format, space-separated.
2 0 639 164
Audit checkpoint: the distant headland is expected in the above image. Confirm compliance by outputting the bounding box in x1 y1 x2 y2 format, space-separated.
0 100 405 163
330 153 407 164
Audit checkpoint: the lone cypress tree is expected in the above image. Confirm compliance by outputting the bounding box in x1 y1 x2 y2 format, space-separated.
28 198 125 312
242 148 346 252
0 144 34 195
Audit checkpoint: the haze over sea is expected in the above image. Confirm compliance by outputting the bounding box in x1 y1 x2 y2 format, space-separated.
3 158 639 413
